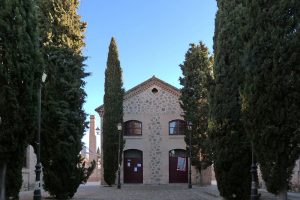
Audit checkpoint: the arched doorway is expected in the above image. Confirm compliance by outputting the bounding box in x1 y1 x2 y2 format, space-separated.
124 149 143 183
169 149 188 183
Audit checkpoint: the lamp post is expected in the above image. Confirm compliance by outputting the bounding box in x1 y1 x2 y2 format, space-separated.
117 123 122 189
250 142 258 200
96 127 100 135
187 122 192 189
0 116 4 200
33 72 47 200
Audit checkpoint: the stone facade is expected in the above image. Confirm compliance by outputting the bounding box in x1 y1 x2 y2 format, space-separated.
123 85 194 184
21 145 36 191
96 76 212 185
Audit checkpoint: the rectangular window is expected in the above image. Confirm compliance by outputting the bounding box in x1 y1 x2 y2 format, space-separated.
169 120 185 135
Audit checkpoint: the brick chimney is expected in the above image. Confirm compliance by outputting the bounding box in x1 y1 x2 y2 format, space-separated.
89 115 96 162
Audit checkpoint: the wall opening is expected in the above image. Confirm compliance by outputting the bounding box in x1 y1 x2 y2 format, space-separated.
124 149 143 183
152 88 158 94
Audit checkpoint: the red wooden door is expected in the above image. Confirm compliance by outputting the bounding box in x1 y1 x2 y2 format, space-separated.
169 156 188 183
124 157 143 183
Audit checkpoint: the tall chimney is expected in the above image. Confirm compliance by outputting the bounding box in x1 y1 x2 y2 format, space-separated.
89 115 96 162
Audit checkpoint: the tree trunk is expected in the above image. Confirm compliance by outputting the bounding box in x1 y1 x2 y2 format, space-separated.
278 187 287 200
0 162 7 200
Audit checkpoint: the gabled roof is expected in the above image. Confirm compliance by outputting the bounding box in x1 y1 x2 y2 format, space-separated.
95 76 181 114
124 75 180 99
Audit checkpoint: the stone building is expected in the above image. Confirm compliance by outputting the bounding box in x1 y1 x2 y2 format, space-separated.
96 76 213 185
20 76 300 189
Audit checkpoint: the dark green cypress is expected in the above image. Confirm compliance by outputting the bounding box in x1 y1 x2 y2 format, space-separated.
209 1 251 199
242 0 300 196
37 0 94 198
102 37 124 186
0 0 42 198
179 42 214 171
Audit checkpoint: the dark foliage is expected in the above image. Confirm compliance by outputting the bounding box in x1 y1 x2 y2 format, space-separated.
241 0 300 195
0 0 42 198
179 42 214 172
209 1 252 199
36 0 94 198
102 37 124 185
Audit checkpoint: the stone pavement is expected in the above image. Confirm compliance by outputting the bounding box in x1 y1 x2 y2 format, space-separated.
20 183 300 200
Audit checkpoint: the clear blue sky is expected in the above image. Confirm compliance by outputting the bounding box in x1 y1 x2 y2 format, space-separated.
78 0 217 145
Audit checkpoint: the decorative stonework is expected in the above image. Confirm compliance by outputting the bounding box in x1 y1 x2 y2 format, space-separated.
123 83 183 184
148 115 162 183
124 76 180 100
95 76 181 118
96 77 191 185
124 86 182 115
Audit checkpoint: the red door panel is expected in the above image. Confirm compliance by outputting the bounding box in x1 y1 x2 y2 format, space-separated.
124 157 143 183
169 157 188 183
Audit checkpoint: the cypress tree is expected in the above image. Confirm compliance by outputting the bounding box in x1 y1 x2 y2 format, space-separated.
36 0 94 198
102 37 124 186
179 42 213 171
209 1 251 199
0 0 42 199
241 0 300 197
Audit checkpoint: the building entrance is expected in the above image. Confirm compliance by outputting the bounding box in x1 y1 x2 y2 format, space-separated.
124 149 143 183
169 149 188 183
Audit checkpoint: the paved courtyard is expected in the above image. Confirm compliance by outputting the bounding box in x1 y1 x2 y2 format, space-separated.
20 183 299 200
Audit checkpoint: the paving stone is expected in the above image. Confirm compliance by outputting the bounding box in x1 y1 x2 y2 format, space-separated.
19 183 299 200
